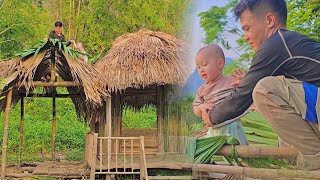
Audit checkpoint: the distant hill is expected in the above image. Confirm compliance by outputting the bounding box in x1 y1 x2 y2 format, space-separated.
182 57 234 95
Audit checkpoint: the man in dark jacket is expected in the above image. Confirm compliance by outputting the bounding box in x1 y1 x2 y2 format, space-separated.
48 21 73 46
208 0 320 170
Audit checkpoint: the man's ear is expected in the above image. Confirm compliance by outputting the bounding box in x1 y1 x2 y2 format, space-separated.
265 12 276 28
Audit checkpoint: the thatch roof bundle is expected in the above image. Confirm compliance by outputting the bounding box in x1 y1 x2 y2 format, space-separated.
95 29 193 92
0 40 107 123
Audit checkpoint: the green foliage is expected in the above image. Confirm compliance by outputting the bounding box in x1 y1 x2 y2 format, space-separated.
194 135 239 164
56 0 192 59
15 38 89 60
287 0 320 41
241 112 278 146
0 0 51 59
199 0 320 63
198 0 237 46
122 106 157 128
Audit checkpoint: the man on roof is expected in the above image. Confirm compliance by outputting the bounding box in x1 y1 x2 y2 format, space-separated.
48 21 74 46
207 0 320 171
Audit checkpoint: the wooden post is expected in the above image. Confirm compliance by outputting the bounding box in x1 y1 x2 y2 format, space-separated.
1 89 13 180
18 96 24 168
50 45 57 161
157 86 164 153
90 133 98 180
139 136 148 180
114 94 122 152
105 97 112 180
51 97 56 160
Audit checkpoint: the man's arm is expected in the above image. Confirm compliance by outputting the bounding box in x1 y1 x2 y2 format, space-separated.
48 31 55 39
209 40 288 125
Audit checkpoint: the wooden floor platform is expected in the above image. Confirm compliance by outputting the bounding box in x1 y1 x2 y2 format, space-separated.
4 154 196 179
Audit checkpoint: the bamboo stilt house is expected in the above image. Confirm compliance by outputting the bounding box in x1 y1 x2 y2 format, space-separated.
95 29 193 154
0 39 108 179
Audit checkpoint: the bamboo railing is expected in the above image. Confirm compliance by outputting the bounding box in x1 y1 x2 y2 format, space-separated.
86 134 148 180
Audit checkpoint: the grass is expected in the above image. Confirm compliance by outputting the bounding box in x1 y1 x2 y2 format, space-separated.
243 158 288 169
122 106 157 128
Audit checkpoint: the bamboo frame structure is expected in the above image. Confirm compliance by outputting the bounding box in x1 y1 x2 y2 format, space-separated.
1 89 13 180
18 96 24 168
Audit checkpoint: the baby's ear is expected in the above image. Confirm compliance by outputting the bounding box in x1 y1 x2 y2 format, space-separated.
218 58 225 69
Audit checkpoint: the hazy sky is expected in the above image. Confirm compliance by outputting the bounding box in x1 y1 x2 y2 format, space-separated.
191 0 241 60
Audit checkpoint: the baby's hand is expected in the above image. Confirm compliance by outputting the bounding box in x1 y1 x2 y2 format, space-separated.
199 103 211 113
200 104 212 127
202 110 212 127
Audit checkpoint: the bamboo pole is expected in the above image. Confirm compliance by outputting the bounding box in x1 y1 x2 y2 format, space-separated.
216 145 298 159
1 89 13 180
51 97 56 160
192 164 320 179
18 96 24 168
51 46 57 161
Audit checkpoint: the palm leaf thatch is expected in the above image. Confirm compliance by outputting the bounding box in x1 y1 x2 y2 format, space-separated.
0 39 107 123
95 29 193 92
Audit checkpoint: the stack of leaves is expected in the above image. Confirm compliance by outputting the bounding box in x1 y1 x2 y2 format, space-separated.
194 135 239 164
241 112 278 146
15 38 88 60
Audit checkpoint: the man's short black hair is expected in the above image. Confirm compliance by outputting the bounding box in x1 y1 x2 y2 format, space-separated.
54 21 63 27
234 0 287 25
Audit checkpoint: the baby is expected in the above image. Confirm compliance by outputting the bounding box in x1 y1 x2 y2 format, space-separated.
73 42 88 62
193 45 248 144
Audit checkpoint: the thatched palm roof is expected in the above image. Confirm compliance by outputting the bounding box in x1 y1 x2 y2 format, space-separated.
95 29 193 92
0 40 107 123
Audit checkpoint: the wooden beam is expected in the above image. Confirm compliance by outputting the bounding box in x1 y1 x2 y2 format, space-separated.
17 81 79 87
21 94 80 98
216 145 298 159
192 164 320 179
18 96 24 168
1 89 13 180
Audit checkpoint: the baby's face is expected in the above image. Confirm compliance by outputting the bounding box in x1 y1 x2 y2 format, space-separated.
196 53 223 82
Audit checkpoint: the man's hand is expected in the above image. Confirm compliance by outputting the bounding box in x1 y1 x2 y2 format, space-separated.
231 69 246 87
